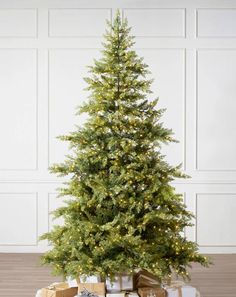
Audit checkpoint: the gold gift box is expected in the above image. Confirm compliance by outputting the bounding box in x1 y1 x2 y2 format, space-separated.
77 282 106 296
134 270 161 289
138 287 166 297
41 282 78 297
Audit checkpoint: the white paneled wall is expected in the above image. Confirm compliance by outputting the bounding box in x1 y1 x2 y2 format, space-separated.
0 9 37 37
0 49 37 170
0 0 236 253
197 49 236 170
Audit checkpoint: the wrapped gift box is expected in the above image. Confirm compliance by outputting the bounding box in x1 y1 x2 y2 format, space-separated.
106 293 127 297
128 292 139 297
107 292 140 297
106 274 133 292
67 276 79 288
134 270 160 289
67 275 101 287
164 284 196 297
41 282 78 297
77 282 105 296
138 287 166 297
79 275 101 283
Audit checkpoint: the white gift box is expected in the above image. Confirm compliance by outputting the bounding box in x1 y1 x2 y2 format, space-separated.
106 275 133 292
67 276 79 288
165 285 196 297
66 275 101 287
80 275 101 283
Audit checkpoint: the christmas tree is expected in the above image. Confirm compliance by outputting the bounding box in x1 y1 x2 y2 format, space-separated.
41 11 208 282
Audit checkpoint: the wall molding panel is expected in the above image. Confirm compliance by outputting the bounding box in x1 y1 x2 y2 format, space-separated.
196 193 236 247
0 192 38 246
0 49 38 171
123 8 186 38
0 0 236 252
0 9 37 37
196 8 236 38
48 8 112 37
195 49 236 172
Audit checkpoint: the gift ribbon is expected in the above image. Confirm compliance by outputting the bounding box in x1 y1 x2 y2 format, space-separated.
164 281 184 297
118 275 132 291
165 280 184 296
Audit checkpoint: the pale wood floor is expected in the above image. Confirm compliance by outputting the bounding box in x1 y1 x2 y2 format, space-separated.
0 254 235 297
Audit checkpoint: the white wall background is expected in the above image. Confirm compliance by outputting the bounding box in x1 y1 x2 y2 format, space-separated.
0 0 236 253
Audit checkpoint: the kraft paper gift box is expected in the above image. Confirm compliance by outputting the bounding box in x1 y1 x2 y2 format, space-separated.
164 282 197 297
138 287 166 297
106 274 134 292
77 282 106 297
134 270 161 289
41 282 78 297
107 291 140 297
106 293 127 297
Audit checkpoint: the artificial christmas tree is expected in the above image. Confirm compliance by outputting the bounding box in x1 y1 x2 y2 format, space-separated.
40 11 209 283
